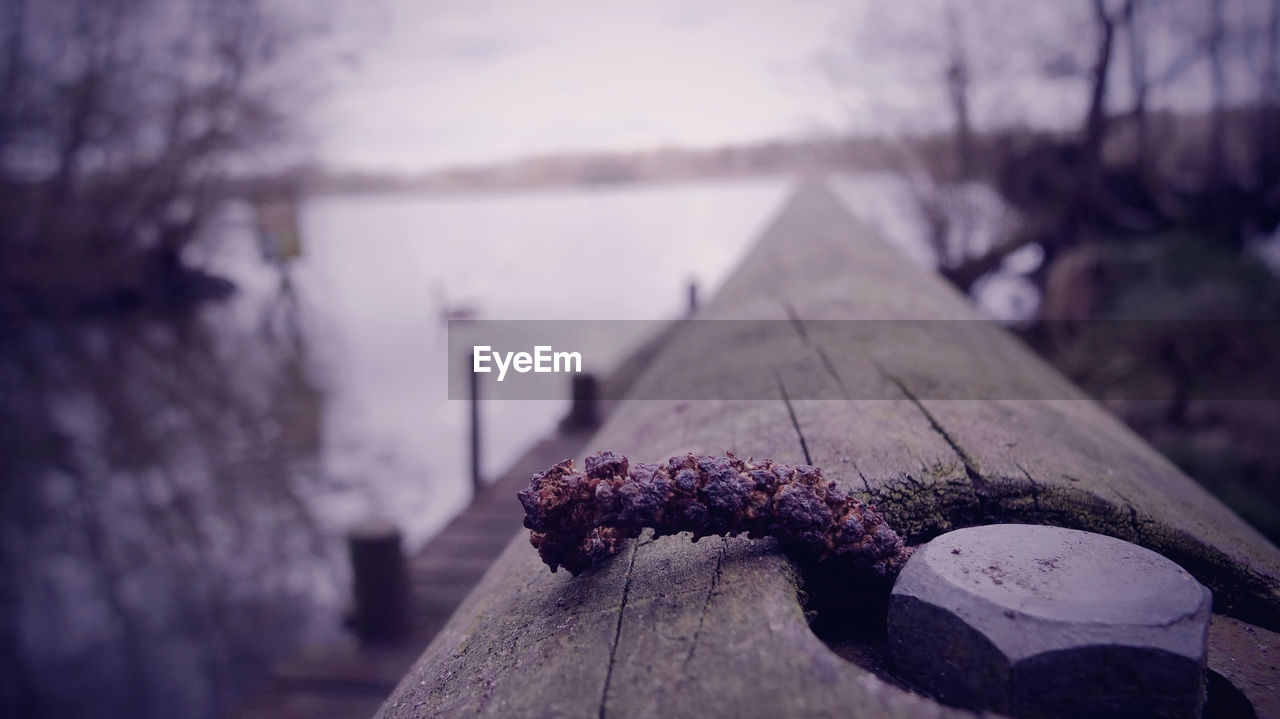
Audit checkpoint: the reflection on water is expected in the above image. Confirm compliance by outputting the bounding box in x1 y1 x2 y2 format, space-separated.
0 178 794 718
0 291 343 719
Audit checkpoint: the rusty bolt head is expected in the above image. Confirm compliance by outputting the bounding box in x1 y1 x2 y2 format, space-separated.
888 524 1211 719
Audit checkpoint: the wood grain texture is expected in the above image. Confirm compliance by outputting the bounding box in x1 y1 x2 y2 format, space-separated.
376 183 1280 719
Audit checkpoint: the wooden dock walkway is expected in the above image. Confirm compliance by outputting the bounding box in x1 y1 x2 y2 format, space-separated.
232 322 675 719
373 182 1280 719
231 428 595 719
239 182 1280 717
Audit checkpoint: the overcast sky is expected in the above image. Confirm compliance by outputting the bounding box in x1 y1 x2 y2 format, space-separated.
308 0 891 172
306 0 1239 174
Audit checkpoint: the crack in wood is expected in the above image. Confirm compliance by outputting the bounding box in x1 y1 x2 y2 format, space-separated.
1014 461 1043 515
852 463 874 496
780 296 853 403
772 369 813 465
880 370 989 495
778 304 874 492
598 541 640 719
780 297 810 343
680 539 727 672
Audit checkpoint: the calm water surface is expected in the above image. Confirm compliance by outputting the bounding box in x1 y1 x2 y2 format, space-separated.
0 178 794 718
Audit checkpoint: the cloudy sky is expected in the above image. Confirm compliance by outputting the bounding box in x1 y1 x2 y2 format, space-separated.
308 0 907 172
305 0 1236 173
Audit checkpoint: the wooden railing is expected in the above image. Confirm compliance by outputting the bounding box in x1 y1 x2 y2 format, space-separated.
374 183 1280 719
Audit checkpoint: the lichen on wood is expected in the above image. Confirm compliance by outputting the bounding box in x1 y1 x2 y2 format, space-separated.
518 450 912 577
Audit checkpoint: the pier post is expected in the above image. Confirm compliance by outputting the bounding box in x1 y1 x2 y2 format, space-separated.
563 373 599 430
469 351 482 494
348 520 410 644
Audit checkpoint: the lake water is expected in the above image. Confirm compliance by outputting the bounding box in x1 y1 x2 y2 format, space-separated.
0 173 1036 718
207 178 799 548
1 177 804 719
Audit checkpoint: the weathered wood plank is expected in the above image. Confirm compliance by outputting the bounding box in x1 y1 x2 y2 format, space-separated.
377 183 1280 719
757 191 1280 625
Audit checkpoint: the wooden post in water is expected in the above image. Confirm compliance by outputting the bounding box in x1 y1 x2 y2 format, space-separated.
469 351 482 495
563 372 599 430
347 520 410 644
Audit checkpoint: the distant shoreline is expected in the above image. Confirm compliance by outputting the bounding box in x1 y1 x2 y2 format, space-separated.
237 133 915 199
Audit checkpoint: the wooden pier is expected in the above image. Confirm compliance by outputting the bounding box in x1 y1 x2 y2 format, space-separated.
232 321 674 718
237 182 1279 718
373 183 1280 719
230 431 590 718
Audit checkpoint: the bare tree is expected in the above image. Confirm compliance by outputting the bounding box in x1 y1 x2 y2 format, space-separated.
1256 0 1280 199
0 0 319 318
945 6 974 179
1207 0 1228 189
831 0 1280 301
1083 0 1119 175
1123 0 1152 173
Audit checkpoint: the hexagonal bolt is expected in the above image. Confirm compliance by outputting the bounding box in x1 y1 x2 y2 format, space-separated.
888 524 1211 719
